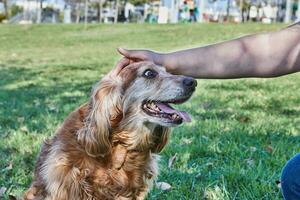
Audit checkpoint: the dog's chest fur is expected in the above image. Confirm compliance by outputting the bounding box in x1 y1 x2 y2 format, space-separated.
24 105 162 200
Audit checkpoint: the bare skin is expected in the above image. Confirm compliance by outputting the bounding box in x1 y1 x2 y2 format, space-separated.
118 23 300 79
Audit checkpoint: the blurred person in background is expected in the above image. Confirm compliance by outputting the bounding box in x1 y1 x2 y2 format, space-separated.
118 22 300 200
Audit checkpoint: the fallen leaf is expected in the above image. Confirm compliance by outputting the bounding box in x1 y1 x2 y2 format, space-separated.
276 180 281 189
245 158 254 166
168 153 177 168
0 186 7 197
201 136 209 141
17 117 24 123
238 116 250 123
201 102 212 109
206 162 213 170
249 146 257 152
2 162 13 172
266 145 273 154
195 172 202 180
156 182 172 191
182 138 192 145
20 126 28 133
34 99 40 107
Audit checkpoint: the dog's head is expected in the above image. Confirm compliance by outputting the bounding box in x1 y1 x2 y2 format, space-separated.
120 61 196 127
78 61 196 157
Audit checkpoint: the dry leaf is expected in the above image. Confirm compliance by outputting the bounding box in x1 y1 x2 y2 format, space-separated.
7 162 13 170
245 158 254 166
0 186 7 197
206 162 213 170
276 180 281 189
2 161 13 172
266 145 273 154
168 153 177 168
195 172 202 180
156 182 172 191
182 138 192 145
202 136 209 141
201 102 212 109
20 126 28 133
17 117 24 123
249 146 257 152
34 99 40 107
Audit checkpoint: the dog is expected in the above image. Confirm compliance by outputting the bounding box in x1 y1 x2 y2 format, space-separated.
23 61 197 200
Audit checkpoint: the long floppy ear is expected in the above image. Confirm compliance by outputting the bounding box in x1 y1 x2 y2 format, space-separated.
78 76 123 157
151 126 171 153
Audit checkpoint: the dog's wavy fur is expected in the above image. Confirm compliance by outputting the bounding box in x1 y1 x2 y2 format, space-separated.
23 62 194 200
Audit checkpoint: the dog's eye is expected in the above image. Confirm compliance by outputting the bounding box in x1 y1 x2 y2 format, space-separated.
143 69 157 79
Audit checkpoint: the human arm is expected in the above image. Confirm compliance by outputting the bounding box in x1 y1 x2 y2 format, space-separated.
118 24 300 78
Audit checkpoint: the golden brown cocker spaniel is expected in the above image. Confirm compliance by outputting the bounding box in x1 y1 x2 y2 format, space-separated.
23 61 197 200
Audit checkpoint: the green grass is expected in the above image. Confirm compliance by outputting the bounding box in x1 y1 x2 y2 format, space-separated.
0 23 299 200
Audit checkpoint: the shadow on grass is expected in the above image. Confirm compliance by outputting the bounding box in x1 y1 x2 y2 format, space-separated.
0 65 97 197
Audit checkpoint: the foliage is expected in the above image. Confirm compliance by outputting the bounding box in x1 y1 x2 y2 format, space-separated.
128 0 149 6
9 5 23 17
0 13 6 22
0 23 298 200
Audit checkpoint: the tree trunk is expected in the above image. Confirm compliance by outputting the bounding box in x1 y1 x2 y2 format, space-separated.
84 0 88 26
36 0 42 23
3 0 8 18
297 0 300 20
76 3 81 23
240 0 243 22
114 0 119 23
198 0 205 22
98 0 102 23
285 0 291 23
226 0 230 21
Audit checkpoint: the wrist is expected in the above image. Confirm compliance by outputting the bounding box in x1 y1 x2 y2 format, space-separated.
158 53 177 73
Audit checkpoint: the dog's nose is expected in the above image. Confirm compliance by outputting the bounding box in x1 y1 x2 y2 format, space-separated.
182 78 197 89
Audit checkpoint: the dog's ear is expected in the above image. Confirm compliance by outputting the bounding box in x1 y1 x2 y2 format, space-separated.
78 77 123 157
151 126 170 153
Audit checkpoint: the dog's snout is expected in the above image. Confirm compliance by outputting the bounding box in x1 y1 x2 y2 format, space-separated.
182 78 197 89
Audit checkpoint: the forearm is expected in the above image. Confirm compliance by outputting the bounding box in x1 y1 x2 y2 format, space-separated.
161 25 300 78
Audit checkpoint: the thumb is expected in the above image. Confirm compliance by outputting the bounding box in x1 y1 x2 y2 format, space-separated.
117 47 132 58
117 47 145 61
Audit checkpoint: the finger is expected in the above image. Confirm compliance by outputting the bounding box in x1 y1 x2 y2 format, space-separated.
117 48 145 61
111 57 131 76
117 47 130 57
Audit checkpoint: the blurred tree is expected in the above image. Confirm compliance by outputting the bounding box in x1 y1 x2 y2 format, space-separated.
98 0 103 22
285 0 291 22
74 0 83 23
114 0 119 23
36 0 43 23
10 4 23 17
128 0 149 5
226 0 230 20
84 0 88 26
90 0 104 23
3 0 8 18
237 0 251 22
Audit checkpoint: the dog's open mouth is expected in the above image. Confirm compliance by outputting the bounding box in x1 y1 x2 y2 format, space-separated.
142 100 191 124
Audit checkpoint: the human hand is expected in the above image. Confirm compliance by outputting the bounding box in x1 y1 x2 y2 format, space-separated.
117 48 163 65
106 57 131 79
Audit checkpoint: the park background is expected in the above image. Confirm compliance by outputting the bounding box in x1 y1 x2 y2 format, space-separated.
1 0 300 199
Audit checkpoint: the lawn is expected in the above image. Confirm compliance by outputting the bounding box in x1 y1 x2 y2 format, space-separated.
0 23 299 200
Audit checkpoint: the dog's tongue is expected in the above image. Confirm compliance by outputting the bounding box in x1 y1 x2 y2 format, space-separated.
156 102 191 122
